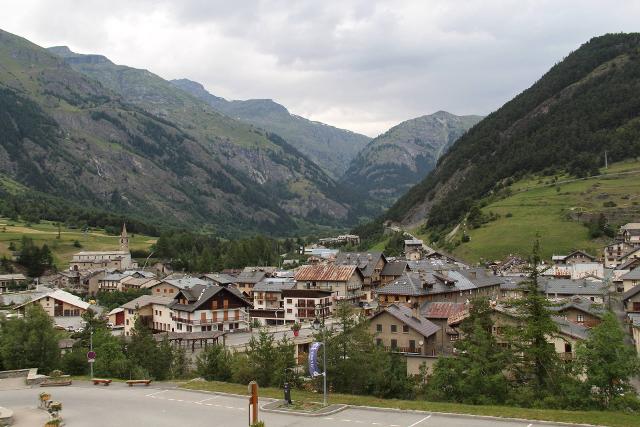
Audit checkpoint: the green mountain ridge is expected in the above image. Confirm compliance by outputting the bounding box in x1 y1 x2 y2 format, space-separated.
383 33 640 231
171 78 371 178
342 111 482 212
0 28 359 236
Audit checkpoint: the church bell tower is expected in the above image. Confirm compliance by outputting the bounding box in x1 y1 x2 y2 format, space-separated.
120 223 129 252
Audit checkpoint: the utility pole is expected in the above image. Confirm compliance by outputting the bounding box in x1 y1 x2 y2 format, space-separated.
605 150 608 169
89 326 94 379
313 302 328 406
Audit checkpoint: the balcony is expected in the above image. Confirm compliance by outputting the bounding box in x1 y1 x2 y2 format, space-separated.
558 352 574 361
383 346 421 355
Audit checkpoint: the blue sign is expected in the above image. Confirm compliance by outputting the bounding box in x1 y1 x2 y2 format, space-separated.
308 342 323 377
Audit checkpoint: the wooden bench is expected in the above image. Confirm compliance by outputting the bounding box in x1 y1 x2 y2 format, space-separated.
92 378 112 386
126 379 152 387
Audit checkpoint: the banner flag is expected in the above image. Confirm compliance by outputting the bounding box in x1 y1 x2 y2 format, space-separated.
308 341 323 377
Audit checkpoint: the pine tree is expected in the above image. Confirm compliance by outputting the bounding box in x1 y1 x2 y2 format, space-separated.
577 312 640 407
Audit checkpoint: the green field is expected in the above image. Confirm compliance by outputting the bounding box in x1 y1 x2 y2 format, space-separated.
0 219 156 269
416 159 640 263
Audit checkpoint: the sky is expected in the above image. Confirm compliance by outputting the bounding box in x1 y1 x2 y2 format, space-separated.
1 0 638 137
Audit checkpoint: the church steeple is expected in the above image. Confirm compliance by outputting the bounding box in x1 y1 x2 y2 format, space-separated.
120 223 129 252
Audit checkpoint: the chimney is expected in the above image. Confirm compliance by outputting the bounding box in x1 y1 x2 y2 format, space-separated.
412 302 420 318
469 271 477 279
367 254 372 261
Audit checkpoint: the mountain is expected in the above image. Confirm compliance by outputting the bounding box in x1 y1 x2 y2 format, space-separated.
384 33 640 231
171 78 370 178
0 28 358 237
341 111 481 211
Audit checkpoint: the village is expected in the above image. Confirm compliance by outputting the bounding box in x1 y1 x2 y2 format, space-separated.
1 222 640 379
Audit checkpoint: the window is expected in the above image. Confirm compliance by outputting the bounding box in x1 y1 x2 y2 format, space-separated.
394 295 399 302
390 339 397 349
577 314 584 323
449 334 459 341
390 324 397 333
402 325 409 333
409 340 416 351
376 324 382 332
287 299 292 304
287 309 292 313
376 338 382 346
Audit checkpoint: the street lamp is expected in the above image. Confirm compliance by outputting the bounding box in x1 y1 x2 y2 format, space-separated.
312 302 328 406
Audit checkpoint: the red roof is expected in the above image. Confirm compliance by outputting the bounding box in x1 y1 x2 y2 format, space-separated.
294 264 361 282
421 302 466 319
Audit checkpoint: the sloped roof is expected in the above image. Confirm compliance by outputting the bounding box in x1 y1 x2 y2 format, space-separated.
539 278 605 296
622 284 640 301
163 277 209 289
553 316 589 340
371 304 439 338
420 302 466 319
170 285 251 312
15 289 90 310
381 261 409 276
549 297 605 318
253 278 296 292
294 264 361 282
122 295 173 309
334 252 385 277
621 268 640 280
616 258 640 271
201 273 238 285
236 270 267 284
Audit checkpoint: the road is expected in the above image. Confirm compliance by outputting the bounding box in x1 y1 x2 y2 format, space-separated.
0 382 570 427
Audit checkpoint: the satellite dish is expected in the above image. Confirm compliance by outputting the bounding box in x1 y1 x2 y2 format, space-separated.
418 340 424 346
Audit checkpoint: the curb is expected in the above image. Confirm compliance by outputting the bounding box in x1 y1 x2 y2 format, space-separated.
0 406 13 427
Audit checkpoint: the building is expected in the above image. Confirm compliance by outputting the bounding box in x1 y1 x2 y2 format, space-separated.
148 276 210 297
14 289 90 318
628 313 640 354
122 295 174 336
542 262 604 280
281 289 332 323
235 267 276 297
0 273 27 293
620 268 640 292
200 273 238 287
170 284 251 333
69 224 134 271
539 277 606 303
623 285 640 313
250 278 296 326
380 261 410 286
604 241 634 268
419 301 466 354
334 252 386 301
318 234 360 246
549 297 604 328
404 239 424 261
370 304 440 356
551 250 597 266
294 264 365 303
377 269 502 307
620 223 640 247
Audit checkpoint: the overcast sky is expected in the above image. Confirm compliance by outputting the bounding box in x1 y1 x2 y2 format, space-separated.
1 1 638 137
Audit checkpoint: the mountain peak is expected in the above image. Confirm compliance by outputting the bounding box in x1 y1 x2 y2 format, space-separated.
47 46 113 65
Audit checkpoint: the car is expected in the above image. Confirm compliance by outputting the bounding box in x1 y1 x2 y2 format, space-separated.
66 326 75 332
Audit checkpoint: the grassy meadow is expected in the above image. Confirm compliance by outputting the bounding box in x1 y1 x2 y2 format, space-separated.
0 219 156 269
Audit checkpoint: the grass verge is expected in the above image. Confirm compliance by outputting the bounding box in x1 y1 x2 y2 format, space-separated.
181 380 639 427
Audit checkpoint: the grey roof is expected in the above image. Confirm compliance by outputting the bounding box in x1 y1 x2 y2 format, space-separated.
335 252 385 278
539 278 605 296
457 269 503 288
236 270 267 284
553 316 589 340
253 278 296 292
163 277 209 289
201 273 238 285
381 261 409 276
621 268 640 281
170 284 251 312
102 273 129 281
372 304 440 338
500 276 528 290
377 271 461 296
616 258 640 271
405 259 459 272
622 284 640 301
122 295 173 309
549 297 605 318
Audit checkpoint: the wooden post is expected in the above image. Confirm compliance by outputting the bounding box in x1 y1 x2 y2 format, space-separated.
248 381 259 426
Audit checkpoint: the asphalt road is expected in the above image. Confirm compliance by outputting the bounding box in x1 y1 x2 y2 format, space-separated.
0 383 567 427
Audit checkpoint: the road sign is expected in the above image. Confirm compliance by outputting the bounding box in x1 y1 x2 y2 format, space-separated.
87 351 96 363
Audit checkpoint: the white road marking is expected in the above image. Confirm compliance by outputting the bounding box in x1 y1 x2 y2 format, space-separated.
341 419 352 423
324 418 334 421
196 397 218 404
145 390 168 397
407 414 431 427
372 423 382 426
527 424 533 427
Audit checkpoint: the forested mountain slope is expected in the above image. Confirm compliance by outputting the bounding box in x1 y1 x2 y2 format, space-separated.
384 33 640 230
171 78 370 178
0 29 358 236
342 111 481 211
